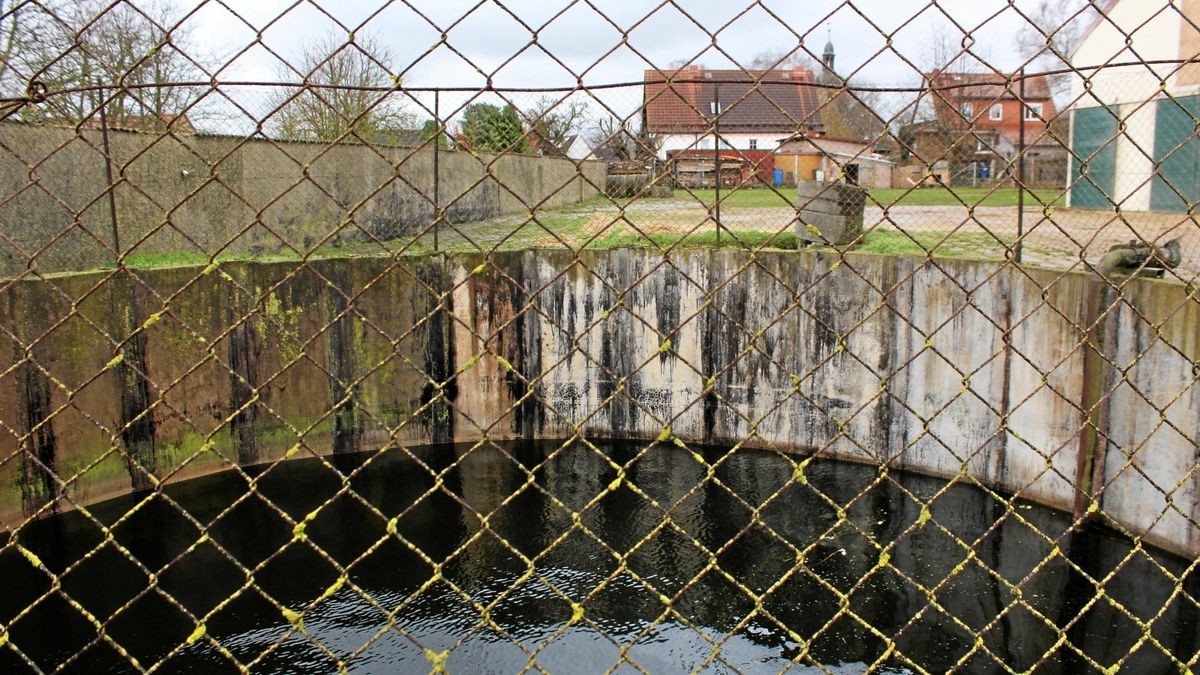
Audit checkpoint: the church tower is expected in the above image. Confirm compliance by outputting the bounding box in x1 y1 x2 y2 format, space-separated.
822 28 835 73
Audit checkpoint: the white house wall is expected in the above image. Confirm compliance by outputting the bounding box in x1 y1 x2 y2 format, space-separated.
1069 2 1183 109
1112 102 1156 210
656 132 780 160
1067 0 1188 211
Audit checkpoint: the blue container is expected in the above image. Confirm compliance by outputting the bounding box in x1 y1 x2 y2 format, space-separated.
773 168 784 186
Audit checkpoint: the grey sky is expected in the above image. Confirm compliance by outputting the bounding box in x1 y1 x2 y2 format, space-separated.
175 0 1068 130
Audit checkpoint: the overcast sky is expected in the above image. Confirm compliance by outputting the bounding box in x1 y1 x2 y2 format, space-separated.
171 0 1084 131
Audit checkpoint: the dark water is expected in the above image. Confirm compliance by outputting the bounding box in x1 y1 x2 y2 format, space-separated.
1 441 1198 673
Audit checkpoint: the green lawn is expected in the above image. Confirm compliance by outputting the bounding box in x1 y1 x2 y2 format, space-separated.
102 186 1055 274
855 230 1016 258
106 224 1026 274
585 229 798 251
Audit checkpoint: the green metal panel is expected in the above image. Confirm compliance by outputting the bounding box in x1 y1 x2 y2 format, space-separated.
1070 106 1118 209
1151 96 1200 213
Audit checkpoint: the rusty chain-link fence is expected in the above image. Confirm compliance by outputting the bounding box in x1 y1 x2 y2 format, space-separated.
1 0 1199 672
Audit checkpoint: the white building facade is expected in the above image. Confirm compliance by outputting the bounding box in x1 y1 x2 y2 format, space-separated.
1067 0 1200 211
654 132 780 160
642 66 825 164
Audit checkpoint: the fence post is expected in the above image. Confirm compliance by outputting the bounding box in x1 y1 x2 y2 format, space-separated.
1016 67 1025 264
439 89 444 252
712 84 721 243
96 81 121 262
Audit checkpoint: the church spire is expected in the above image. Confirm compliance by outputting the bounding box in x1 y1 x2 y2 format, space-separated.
822 24 836 72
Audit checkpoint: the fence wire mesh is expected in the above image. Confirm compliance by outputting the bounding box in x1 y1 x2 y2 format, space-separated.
0 0 1199 672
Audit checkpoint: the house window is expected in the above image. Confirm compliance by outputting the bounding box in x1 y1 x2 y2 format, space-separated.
1025 102 1043 120
749 139 758 149
699 137 712 149
959 102 973 118
990 104 1003 120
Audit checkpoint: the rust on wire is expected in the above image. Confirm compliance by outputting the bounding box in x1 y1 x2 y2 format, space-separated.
0 1 1196 672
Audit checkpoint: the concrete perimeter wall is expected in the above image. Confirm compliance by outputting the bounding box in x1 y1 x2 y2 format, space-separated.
0 249 1197 555
0 123 605 275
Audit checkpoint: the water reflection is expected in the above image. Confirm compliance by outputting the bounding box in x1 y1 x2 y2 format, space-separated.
0 441 1196 673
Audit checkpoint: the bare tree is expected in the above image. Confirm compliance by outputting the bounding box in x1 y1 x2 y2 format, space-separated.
896 20 992 131
0 0 29 86
747 49 817 72
270 33 413 144
3 0 213 125
665 57 702 70
522 96 589 156
1017 0 1091 100
921 20 989 76
588 115 635 161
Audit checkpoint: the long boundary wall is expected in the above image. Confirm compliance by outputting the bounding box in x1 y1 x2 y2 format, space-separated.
0 123 605 275
0 249 1197 556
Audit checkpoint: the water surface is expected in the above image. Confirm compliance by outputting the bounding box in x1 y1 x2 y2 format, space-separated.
1 441 1197 673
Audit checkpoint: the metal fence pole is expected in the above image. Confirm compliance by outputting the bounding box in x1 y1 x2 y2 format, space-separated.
96 81 121 261
1016 67 1025 264
433 90 440 252
713 84 721 243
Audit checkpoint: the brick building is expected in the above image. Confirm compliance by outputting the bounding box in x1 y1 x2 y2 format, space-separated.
911 71 1065 186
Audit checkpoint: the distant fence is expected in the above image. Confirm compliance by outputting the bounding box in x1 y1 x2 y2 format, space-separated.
0 123 605 275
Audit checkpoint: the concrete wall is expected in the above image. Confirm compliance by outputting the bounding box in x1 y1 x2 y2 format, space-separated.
0 123 605 275
0 248 1197 555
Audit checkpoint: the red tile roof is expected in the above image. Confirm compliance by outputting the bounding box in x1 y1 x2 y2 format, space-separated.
643 67 825 134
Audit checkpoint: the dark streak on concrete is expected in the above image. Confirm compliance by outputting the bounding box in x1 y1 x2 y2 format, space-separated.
117 304 158 492
228 316 260 466
505 256 543 438
19 359 58 515
700 259 722 441
873 261 898 463
993 273 1012 480
1074 281 1116 520
420 259 458 443
327 267 361 455
656 265 680 366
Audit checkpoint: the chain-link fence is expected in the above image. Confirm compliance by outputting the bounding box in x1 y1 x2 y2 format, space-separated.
0 0 1199 672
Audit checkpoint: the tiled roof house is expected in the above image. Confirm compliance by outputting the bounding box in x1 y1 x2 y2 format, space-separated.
641 66 825 161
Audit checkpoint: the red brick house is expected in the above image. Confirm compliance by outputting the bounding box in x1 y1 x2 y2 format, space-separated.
642 66 825 186
911 71 1065 185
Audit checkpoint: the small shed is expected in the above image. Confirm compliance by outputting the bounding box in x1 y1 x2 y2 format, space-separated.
668 149 774 188
671 152 748 188
775 135 894 188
